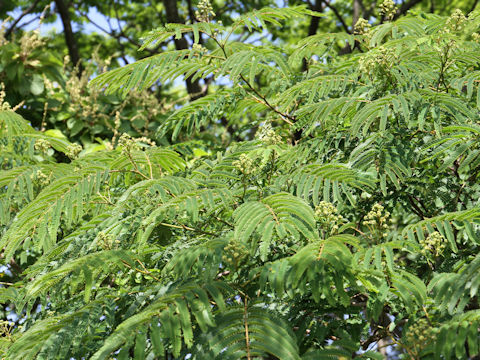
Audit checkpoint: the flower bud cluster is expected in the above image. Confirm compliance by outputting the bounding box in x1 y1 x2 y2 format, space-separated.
135 136 156 147
315 201 344 234
32 170 51 187
222 239 248 268
66 70 94 109
0 19 8 47
257 123 282 145
34 138 51 153
445 9 467 32
196 0 215 22
192 43 207 55
472 33 480 42
42 74 55 95
354 18 371 35
363 203 390 237
0 82 10 111
19 30 44 60
98 231 119 250
0 320 13 339
359 46 398 79
363 203 389 225
118 133 140 154
379 0 397 21
404 318 436 352
213 20 223 37
97 231 120 250
420 231 446 257
62 54 163 138
233 154 254 175
66 143 83 159
114 111 121 129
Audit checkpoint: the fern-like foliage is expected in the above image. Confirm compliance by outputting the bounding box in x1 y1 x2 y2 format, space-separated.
3 4 480 360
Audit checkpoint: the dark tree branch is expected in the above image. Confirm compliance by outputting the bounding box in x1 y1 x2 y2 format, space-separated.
187 0 196 23
302 0 323 73
470 0 479 13
74 2 164 58
112 2 141 48
322 0 351 34
77 9 110 35
112 1 162 53
54 0 82 72
163 0 204 99
5 0 41 38
394 0 424 19
352 0 365 30
186 0 204 46
298 0 323 139
407 194 426 219
308 0 323 36
13 15 42 31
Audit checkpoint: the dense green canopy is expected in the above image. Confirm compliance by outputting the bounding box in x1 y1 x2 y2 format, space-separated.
2 1 480 359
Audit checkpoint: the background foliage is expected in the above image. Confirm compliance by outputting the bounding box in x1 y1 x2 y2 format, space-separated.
2 0 480 359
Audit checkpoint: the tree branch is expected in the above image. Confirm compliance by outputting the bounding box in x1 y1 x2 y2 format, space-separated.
74 3 164 59
470 0 479 13
54 0 82 72
163 0 204 99
112 2 145 49
394 0 424 19
407 194 426 219
323 0 351 34
308 0 323 36
5 0 41 38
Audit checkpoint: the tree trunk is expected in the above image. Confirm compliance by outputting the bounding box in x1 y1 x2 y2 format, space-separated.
302 0 323 72
307 0 323 37
54 0 82 73
295 0 323 142
163 0 204 99
352 0 364 28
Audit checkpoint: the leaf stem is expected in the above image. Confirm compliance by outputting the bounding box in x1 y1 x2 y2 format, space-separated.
243 295 251 360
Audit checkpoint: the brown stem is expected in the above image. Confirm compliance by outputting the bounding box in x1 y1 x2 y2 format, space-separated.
109 168 149 180
160 222 216 236
240 74 295 125
121 259 160 281
210 34 295 126
244 295 251 360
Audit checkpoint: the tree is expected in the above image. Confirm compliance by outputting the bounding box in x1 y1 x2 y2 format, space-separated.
4 0 470 95
2 1 480 359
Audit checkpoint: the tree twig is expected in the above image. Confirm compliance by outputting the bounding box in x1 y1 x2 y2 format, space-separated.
321 0 351 34
160 222 216 236
5 0 41 38
394 0 424 20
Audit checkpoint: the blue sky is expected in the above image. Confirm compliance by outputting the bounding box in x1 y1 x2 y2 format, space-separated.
7 6 116 35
